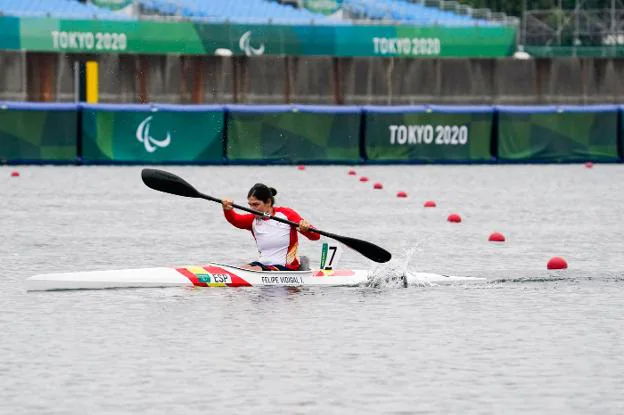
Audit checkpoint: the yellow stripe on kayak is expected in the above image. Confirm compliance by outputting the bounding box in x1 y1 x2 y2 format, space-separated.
186 266 207 275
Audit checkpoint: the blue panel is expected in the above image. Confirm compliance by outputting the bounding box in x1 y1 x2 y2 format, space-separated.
559 105 619 113
225 104 293 113
496 105 558 113
0 101 79 111
363 105 427 113
428 105 494 113
295 105 361 114
497 105 619 113
81 103 226 112
80 103 157 112
156 104 226 112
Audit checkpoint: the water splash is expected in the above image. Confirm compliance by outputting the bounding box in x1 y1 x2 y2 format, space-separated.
366 263 408 288
365 247 434 288
402 246 435 287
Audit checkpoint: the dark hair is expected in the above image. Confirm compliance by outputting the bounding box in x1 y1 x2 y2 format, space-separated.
248 183 277 206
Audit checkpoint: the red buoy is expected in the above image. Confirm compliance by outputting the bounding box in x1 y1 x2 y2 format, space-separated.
359 176 369 182
348 169 357 176
488 232 505 242
297 165 305 171
424 200 436 208
547 257 568 270
447 213 462 223
584 162 593 169
10 171 20 177
373 182 383 189
396 191 407 198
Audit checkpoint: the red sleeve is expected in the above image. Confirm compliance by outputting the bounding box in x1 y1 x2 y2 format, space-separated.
223 208 254 230
275 207 320 241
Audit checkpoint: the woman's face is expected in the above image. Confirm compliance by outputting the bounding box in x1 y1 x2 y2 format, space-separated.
248 196 272 215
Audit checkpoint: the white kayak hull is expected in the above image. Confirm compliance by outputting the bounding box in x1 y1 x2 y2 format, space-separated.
26 263 484 291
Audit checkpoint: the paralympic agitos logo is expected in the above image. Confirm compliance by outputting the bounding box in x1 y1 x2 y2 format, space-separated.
239 31 265 56
136 116 172 153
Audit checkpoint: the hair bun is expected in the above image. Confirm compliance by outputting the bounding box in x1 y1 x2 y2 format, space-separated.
270 187 277 196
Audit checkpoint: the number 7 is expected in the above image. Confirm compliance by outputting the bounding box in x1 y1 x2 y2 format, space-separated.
328 246 337 267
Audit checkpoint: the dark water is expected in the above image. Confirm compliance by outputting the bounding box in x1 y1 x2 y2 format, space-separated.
2 164 623 414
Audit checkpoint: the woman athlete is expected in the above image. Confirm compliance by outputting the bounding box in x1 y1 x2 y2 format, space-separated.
222 183 320 271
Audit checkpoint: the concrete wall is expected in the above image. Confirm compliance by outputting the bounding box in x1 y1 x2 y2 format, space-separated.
0 52 27 101
1 51 623 104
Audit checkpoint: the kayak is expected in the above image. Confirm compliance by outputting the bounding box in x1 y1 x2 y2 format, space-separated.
26 263 484 291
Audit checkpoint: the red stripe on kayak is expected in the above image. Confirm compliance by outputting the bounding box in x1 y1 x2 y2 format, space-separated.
228 275 253 287
176 267 207 287
202 266 252 287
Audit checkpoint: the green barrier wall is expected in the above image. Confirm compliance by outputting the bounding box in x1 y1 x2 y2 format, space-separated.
364 106 493 162
497 105 619 162
226 105 361 163
2 103 622 164
0 16 516 58
0 103 78 162
81 104 225 163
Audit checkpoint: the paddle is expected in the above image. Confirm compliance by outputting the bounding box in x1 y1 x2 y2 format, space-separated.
141 168 392 263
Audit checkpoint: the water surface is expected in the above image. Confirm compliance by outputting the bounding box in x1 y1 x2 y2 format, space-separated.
2 164 623 414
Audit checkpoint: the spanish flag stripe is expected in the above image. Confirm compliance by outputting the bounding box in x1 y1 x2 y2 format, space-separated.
176 267 207 287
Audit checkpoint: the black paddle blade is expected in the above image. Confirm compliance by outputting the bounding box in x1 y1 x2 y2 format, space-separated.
331 234 392 263
141 168 200 198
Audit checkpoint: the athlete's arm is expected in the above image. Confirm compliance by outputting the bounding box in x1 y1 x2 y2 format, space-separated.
222 199 253 230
